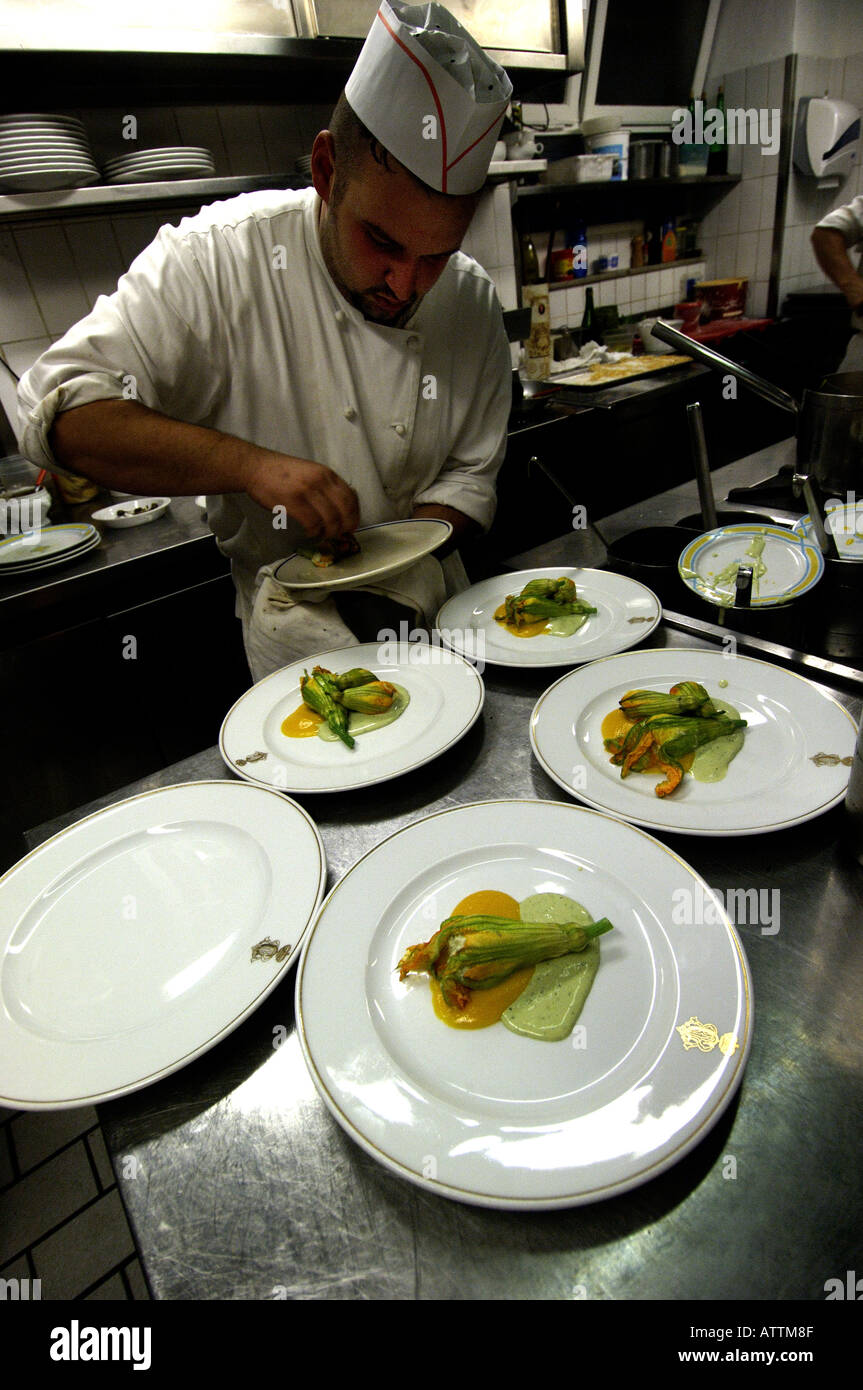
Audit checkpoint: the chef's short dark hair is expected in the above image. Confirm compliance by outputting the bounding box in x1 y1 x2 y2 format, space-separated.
328 91 479 205
330 92 394 175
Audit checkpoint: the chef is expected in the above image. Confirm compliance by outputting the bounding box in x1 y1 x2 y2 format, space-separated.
811 193 863 371
17 1 512 681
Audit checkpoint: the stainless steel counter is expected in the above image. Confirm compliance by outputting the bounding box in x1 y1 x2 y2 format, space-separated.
25 611 863 1304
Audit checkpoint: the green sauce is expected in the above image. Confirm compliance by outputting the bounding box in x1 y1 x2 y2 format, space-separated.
710 532 768 604
545 612 589 638
502 892 602 1042
316 684 410 742
690 698 745 783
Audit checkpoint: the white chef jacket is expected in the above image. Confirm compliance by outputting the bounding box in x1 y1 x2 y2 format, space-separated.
817 194 863 366
17 187 511 605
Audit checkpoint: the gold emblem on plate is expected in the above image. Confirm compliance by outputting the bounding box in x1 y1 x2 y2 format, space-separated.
676 1015 739 1054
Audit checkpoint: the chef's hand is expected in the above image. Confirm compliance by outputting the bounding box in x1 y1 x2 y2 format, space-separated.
244 451 359 539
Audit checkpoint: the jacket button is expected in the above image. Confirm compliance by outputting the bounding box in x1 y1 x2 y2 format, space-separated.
393 423 406 437
344 406 356 420
334 309 346 325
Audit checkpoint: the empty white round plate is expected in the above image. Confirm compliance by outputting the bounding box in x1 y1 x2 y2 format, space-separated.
220 641 484 794
0 781 326 1109
530 647 856 836
297 799 753 1208
435 567 661 668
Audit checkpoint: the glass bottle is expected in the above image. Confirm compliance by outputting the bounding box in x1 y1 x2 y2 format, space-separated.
708 84 728 174
520 233 540 285
581 287 603 344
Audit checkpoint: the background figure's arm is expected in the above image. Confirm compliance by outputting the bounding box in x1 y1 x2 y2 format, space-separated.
50 399 358 538
811 226 863 311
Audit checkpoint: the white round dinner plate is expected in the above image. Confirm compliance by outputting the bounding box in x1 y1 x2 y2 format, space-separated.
0 781 326 1110
220 641 484 794
297 799 753 1209
102 146 214 166
0 170 100 191
106 164 213 184
434 567 661 668
103 155 214 171
0 137 94 154
678 524 824 607
0 120 88 139
0 113 87 127
530 647 856 836
272 519 452 591
0 523 97 567
0 535 100 577
0 156 98 171
793 501 863 560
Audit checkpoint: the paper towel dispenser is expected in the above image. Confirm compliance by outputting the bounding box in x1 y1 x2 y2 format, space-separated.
793 96 860 183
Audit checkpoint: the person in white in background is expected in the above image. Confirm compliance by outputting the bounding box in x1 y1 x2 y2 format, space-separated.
812 193 863 371
17 1 512 681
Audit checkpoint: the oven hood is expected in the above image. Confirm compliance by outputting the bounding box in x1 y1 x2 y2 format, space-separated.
0 1 584 76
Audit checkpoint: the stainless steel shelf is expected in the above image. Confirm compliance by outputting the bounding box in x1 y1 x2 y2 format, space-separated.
0 174 307 224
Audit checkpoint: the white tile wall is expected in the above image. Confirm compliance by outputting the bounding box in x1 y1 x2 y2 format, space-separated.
0 101 522 427
459 183 518 312
695 55 788 317
549 261 708 330
725 44 863 311
777 46 863 306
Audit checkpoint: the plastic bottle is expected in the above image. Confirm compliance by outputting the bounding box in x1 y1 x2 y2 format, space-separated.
661 220 678 262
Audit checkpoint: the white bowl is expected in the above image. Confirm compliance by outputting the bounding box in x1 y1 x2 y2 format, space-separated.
639 317 684 354
92 497 170 528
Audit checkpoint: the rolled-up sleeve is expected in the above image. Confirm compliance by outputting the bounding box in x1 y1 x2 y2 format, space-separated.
816 194 863 248
412 299 511 531
17 222 226 473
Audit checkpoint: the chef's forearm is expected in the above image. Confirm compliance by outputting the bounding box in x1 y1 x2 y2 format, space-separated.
49 399 260 496
811 227 863 308
411 502 480 553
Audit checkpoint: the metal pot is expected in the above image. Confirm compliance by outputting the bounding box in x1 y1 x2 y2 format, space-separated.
651 321 863 506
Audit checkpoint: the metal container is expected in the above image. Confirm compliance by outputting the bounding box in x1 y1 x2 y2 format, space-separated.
630 139 661 179
650 320 863 501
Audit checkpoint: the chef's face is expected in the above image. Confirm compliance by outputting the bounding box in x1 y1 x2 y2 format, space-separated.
313 131 477 327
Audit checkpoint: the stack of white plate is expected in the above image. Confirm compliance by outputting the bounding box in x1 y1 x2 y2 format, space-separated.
102 147 215 185
0 113 100 193
0 523 100 577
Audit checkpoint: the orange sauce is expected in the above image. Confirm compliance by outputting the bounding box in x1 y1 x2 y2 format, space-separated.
431 889 534 1030
281 704 324 738
493 602 548 639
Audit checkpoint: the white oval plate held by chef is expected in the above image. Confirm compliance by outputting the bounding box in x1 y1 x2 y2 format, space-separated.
272 519 452 591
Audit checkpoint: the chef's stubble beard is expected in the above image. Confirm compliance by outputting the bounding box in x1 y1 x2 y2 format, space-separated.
319 195 420 329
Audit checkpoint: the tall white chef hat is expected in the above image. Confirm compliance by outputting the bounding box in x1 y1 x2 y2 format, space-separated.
345 0 512 196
